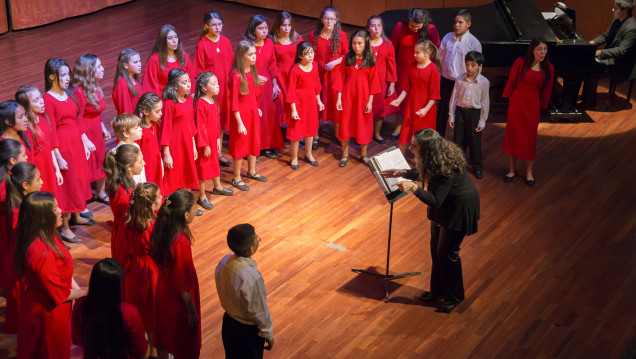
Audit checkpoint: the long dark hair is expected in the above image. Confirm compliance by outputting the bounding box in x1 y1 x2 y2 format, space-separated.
14 191 64 274
125 182 160 234
270 11 300 44
103 144 139 197
149 25 187 70
151 189 194 269
162 68 189 102
522 37 552 88
201 10 223 38
413 129 466 182
243 14 268 42
312 6 343 58
81 258 128 359
0 138 24 183
15 85 52 151
405 8 432 40
44 58 81 116
345 30 375 68
0 100 31 151
134 92 162 128
5 162 39 237
113 49 141 98
194 71 219 104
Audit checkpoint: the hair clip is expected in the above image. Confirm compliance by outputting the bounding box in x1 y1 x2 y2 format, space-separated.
164 199 171 206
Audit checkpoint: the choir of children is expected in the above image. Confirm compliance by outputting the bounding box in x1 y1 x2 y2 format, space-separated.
0 6 543 358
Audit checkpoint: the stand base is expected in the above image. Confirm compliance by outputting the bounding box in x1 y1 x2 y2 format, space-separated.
351 268 421 302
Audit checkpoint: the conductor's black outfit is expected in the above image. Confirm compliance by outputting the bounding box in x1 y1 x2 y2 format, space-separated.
405 166 480 304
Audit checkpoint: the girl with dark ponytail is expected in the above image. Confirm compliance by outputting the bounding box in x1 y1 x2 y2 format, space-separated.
72 258 148 359
151 189 201 359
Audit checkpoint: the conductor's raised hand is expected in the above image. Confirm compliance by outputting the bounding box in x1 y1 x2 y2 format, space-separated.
380 169 407 178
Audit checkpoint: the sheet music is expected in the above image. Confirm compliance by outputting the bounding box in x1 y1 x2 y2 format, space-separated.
374 148 411 192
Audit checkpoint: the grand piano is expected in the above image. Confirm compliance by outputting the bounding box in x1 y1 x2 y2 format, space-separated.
381 0 601 121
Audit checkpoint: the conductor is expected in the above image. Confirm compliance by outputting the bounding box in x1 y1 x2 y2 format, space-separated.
381 129 479 313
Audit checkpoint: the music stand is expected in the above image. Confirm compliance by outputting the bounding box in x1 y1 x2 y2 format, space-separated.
351 147 421 303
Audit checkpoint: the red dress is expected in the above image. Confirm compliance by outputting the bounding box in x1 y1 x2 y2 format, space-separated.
113 77 142 115
195 99 221 181
136 124 163 192
154 233 201 358
109 185 132 268
390 21 440 113
193 35 234 131
371 39 398 118
122 220 159 333
334 59 381 144
161 97 198 195
229 70 261 159
309 30 348 123
72 297 148 358
18 237 72 359
286 64 322 141
44 92 91 213
143 53 194 97
255 38 284 150
273 36 303 124
399 61 441 145
502 58 555 161
74 86 107 183
26 114 58 196
2 206 27 335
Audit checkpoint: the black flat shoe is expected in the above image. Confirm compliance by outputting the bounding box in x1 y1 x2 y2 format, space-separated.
246 172 268 182
474 169 483 179
503 172 516 183
60 232 82 244
79 209 94 219
419 291 440 302
361 155 369 166
390 133 400 141
339 156 349 167
304 157 318 166
219 157 233 168
197 197 214 210
94 195 110 205
232 180 249 191
373 137 385 144
525 178 535 186
435 301 460 313
291 163 299 170
195 208 204 216
262 150 277 159
70 218 97 226
212 187 234 196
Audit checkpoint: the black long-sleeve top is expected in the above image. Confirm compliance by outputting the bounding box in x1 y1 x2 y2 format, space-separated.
405 167 480 235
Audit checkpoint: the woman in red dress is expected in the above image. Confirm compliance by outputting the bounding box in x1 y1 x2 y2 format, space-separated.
134 92 164 193
244 15 284 159
72 54 110 205
229 40 267 192
2 162 42 334
161 68 199 196
193 72 234 210
72 258 148 359
193 10 234 169
335 31 381 166
15 191 86 359
113 48 143 115
308 6 348 146
390 8 440 139
287 42 325 170
367 16 398 144
143 25 193 97
121 183 162 357
391 39 441 153
15 85 64 196
104 144 145 268
502 37 554 186
270 11 303 125
43 58 94 243
151 189 200 359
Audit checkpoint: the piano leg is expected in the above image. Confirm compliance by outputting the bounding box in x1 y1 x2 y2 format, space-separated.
581 74 599 107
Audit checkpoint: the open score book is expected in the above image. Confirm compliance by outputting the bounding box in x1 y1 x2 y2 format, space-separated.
367 147 412 195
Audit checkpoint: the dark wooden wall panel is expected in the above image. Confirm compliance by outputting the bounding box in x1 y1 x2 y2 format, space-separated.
0 0 8 34
8 0 133 30
333 0 386 28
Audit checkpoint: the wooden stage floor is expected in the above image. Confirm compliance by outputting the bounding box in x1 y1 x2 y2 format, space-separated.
0 0 635 358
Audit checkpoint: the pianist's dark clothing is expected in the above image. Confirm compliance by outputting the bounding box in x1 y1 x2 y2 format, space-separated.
594 15 636 81
405 166 479 303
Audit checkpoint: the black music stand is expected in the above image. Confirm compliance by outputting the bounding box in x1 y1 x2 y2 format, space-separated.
351 149 421 303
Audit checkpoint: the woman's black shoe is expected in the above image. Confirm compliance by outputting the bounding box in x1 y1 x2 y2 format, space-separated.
373 137 385 144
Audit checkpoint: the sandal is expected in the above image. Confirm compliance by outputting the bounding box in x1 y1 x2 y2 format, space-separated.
339 156 349 167
246 172 268 182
